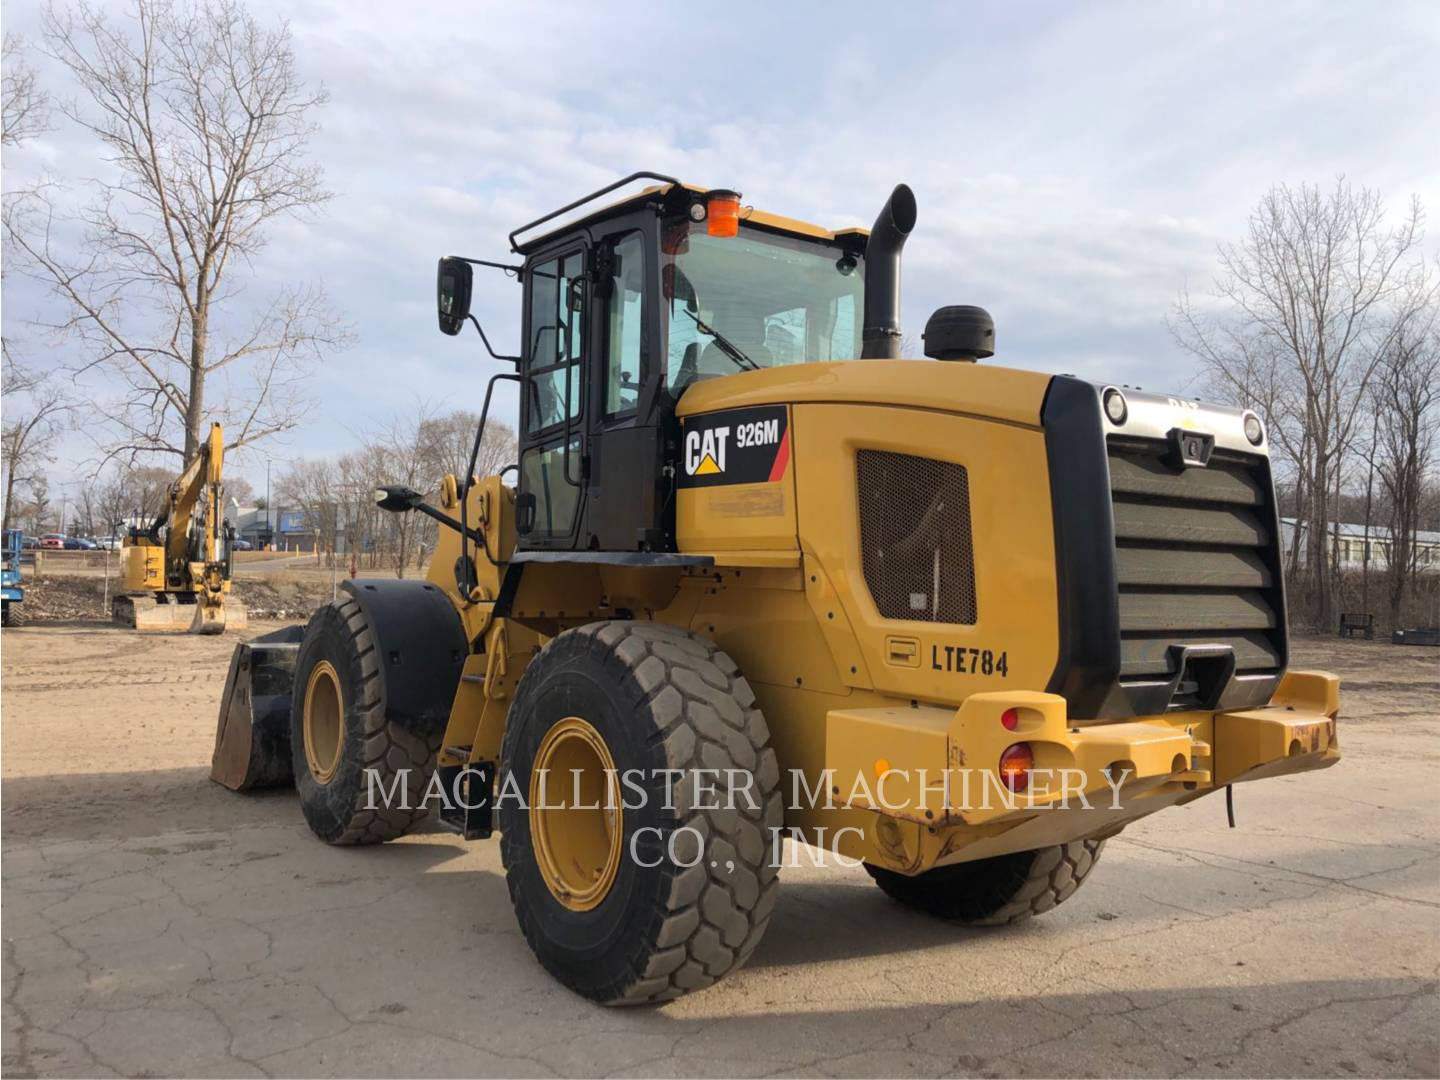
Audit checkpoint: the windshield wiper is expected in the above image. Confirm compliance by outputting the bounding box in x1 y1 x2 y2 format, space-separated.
682 309 759 371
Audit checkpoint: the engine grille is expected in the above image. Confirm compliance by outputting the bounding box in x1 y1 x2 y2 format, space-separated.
857 450 977 624
1107 436 1285 693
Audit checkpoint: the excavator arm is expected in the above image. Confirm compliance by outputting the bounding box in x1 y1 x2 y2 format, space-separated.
164 422 225 575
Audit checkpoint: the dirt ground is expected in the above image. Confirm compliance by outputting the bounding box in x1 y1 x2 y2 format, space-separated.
1 625 1436 1078
12 573 353 624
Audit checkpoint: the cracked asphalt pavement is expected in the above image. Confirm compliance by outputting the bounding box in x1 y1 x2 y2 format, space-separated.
2 625 1436 1078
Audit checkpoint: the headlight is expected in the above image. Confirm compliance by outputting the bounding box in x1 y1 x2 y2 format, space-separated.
1103 388 1128 425
1243 412 1264 446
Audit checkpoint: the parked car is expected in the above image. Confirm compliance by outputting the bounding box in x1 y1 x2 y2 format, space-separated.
67 537 98 550
97 536 123 550
40 536 65 550
231 538 253 551
21 536 40 550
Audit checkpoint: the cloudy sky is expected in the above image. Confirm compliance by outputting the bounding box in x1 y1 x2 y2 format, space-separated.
4 0 1439 497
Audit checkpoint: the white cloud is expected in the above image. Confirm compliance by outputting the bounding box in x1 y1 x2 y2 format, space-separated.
3 0 1438 495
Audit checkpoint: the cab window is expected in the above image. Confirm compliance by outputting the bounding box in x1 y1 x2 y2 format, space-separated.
520 437 581 539
604 232 646 417
527 251 585 432
661 225 864 390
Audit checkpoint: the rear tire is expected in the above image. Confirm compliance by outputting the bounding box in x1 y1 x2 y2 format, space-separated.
866 839 1105 925
290 598 440 845
500 620 783 1005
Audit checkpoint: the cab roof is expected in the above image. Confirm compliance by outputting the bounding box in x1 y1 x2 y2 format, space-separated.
510 174 868 255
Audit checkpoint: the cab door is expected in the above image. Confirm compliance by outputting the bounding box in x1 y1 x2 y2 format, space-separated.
518 246 587 547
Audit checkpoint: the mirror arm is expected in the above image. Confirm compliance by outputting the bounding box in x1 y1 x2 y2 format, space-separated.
397 499 487 547
467 315 521 365
454 256 524 278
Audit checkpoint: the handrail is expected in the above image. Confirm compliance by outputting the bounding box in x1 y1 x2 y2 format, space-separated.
508 171 680 253
458 372 524 592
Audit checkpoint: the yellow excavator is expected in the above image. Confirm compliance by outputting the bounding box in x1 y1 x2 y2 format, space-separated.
114 421 247 634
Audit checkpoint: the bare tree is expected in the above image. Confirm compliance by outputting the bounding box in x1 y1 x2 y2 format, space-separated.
1 365 70 534
335 448 381 566
96 467 135 536
1171 179 1426 624
224 474 255 507
277 457 339 558
417 410 518 484
26 479 52 534
271 408 521 577
372 407 442 578
1372 289 1440 623
3 0 347 470
2 33 51 147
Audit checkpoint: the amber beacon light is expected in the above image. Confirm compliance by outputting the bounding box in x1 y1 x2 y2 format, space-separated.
705 189 742 237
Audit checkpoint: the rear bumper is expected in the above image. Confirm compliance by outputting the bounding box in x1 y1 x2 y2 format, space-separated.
824 669 1339 864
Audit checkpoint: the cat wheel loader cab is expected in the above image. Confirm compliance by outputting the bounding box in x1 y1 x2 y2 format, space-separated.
115 421 247 634
212 172 1341 1005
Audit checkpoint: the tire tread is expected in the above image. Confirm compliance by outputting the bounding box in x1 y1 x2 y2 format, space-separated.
502 620 782 1005
867 838 1105 926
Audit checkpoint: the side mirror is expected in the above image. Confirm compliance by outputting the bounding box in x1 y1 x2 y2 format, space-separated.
437 256 473 336
375 484 424 512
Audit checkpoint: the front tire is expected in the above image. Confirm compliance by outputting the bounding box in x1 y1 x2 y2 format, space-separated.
500 621 782 1005
866 839 1105 925
290 598 440 845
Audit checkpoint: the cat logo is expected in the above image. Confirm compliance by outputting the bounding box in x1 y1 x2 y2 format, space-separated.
678 406 789 489
686 426 730 476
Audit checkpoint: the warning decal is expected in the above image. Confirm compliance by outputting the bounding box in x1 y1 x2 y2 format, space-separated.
678 405 790 489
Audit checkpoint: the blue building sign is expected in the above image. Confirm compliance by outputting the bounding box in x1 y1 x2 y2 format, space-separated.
278 510 308 534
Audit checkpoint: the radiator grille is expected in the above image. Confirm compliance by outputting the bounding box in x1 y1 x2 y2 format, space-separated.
857 450 977 624
1107 437 1285 685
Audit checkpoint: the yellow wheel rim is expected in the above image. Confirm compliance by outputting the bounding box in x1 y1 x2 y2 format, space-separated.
529 717 624 911
303 660 345 784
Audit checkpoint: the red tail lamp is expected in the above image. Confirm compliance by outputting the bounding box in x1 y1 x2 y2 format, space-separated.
1001 707 1020 731
999 743 1033 792
705 189 742 237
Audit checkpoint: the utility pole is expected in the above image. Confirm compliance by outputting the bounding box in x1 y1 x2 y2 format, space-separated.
265 459 272 552
1361 412 1377 616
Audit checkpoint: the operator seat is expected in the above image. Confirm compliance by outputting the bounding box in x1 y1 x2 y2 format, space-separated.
694 314 773 380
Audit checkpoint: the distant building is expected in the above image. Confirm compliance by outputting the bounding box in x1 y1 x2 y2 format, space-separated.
232 505 320 552
1280 518 1440 573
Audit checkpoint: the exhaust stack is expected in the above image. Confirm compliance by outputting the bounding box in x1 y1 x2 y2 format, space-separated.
861 184 918 359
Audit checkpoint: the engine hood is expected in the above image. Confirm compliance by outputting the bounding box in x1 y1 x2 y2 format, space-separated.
674 360 1053 429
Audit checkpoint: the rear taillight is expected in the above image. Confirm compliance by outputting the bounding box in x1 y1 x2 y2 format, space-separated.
999 743 1033 792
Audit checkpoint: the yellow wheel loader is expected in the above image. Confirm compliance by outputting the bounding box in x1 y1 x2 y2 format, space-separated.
212 174 1340 1004
116 421 247 634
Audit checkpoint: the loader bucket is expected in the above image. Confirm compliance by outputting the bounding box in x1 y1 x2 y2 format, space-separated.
210 624 304 791
190 597 249 635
